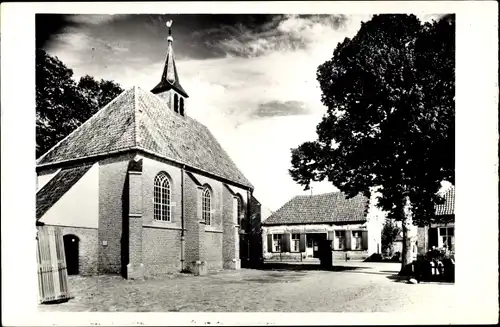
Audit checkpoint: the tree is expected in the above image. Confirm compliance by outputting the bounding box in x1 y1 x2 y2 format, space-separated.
36 49 86 157
36 50 124 158
289 14 455 273
77 75 124 116
381 219 401 256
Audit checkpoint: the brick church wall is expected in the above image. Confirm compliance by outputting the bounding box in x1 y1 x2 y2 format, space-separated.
141 155 183 275
205 231 223 270
56 225 99 275
142 226 182 275
183 171 203 270
70 151 253 277
98 153 135 274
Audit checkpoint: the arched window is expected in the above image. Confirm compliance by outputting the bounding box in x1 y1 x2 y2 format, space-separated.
236 195 243 226
173 93 179 113
202 187 211 225
154 172 171 222
179 97 184 116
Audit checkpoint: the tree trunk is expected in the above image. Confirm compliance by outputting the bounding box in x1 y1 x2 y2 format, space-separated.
399 221 414 274
399 196 417 275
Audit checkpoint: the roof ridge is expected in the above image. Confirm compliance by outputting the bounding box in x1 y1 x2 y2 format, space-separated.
295 191 342 198
36 88 133 164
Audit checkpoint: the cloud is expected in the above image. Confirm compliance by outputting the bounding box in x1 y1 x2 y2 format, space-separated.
204 14 349 58
67 14 130 25
253 100 311 118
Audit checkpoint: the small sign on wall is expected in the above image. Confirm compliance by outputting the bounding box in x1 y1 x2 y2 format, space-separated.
102 240 108 246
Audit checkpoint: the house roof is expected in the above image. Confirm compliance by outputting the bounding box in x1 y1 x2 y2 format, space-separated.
36 165 93 220
435 185 455 216
262 192 369 226
36 87 253 189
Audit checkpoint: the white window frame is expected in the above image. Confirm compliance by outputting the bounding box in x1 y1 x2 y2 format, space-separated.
352 231 363 250
154 172 172 222
291 233 300 252
334 230 346 250
272 234 282 253
438 227 454 250
202 187 211 225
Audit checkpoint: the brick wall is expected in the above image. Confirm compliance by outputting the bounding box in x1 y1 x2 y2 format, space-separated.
97 151 251 275
222 185 238 268
98 153 134 274
192 173 224 231
184 173 202 270
141 155 183 228
55 225 99 275
205 231 223 270
143 226 182 275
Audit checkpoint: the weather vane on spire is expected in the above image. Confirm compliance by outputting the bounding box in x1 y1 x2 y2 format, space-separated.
166 20 173 36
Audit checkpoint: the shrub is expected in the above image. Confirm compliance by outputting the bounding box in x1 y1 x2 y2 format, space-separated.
364 253 383 262
412 247 455 282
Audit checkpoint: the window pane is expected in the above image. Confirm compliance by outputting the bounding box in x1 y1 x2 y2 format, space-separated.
154 173 171 221
448 228 454 236
439 227 447 235
202 188 211 225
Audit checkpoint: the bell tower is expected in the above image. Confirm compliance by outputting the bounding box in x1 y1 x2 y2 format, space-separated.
151 20 189 116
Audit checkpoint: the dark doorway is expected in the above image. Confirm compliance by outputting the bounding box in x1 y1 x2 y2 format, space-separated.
307 233 327 258
63 234 80 275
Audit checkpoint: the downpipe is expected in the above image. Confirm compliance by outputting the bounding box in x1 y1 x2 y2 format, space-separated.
180 165 185 271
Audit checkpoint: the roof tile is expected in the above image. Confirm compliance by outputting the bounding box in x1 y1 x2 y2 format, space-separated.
263 192 369 225
37 87 252 188
435 185 455 216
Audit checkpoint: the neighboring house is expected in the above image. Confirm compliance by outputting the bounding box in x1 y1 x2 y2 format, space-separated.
417 185 455 254
261 191 385 261
36 26 261 279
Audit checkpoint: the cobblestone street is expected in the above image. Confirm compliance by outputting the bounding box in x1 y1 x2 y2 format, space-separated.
38 262 458 314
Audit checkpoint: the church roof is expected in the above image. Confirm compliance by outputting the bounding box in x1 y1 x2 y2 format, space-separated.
36 87 253 189
262 192 369 226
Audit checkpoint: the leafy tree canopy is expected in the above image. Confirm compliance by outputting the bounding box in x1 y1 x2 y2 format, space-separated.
290 14 455 228
36 49 124 158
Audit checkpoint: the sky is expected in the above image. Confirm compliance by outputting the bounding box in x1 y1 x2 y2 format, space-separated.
37 13 443 218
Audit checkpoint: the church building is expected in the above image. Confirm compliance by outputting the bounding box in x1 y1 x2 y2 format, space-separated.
36 22 261 279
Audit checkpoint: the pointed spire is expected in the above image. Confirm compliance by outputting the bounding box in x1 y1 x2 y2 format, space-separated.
151 20 188 98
